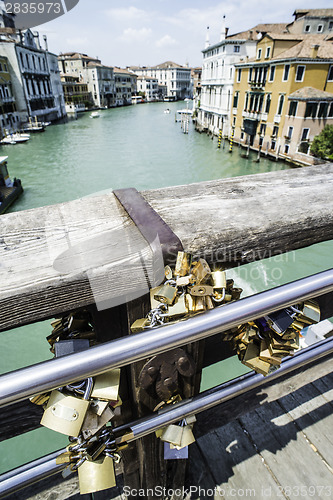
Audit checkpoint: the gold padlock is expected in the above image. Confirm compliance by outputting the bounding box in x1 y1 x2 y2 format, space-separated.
178 425 196 449
78 456 116 494
154 284 177 305
41 390 90 437
91 369 120 401
174 252 192 277
242 342 271 376
160 425 183 447
299 300 320 323
189 285 214 297
211 270 227 290
131 318 150 333
190 259 211 284
81 406 114 439
164 294 188 319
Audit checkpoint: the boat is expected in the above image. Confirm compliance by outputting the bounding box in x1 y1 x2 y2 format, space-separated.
90 111 101 118
0 132 30 144
22 117 46 133
164 109 170 114
0 156 23 214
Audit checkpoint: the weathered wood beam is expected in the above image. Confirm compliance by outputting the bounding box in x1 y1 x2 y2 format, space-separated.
1 164 333 332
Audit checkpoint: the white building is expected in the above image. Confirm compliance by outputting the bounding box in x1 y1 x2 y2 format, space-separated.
0 29 66 123
136 76 158 101
129 61 192 100
197 22 292 136
114 67 137 106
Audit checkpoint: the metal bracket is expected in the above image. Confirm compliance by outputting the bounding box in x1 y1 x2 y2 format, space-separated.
113 188 183 266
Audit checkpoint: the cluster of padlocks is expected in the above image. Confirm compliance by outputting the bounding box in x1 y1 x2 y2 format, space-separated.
130 251 320 376
30 313 122 494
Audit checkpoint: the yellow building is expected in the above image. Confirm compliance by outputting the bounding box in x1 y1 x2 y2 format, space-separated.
232 34 333 164
0 55 19 135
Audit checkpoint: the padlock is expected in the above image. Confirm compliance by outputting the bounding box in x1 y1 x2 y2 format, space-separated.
160 424 183 447
164 294 188 319
164 265 173 280
90 399 109 416
164 441 188 460
190 259 211 284
174 252 192 277
78 455 116 494
91 369 120 402
41 390 90 437
205 296 214 309
81 406 114 440
30 392 50 406
299 300 320 324
265 309 294 335
177 425 196 449
211 270 226 290
131 318 150 333
193 296 206 313
176 276 191 287
242 342 271 376
259 340 281 366
154 284 177 305
189 285 214 297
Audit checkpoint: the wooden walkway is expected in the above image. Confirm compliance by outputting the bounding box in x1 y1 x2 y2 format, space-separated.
187 369 333 500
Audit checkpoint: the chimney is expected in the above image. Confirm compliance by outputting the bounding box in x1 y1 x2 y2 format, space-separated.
311 44 319 58
43 34 48 51
205 26 210 48
249 30 253 40
220 15 226 42
225 27 229 38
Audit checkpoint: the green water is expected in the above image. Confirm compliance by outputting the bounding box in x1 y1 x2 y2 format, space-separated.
1 101 332 474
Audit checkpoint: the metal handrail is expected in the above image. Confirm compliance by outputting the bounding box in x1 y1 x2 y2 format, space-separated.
0 268 332 408
0 337 332 498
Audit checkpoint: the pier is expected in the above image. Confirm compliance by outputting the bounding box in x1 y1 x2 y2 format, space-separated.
0 165 332 499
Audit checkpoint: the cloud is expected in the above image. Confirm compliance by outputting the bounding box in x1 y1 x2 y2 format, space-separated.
155 35 178 48
66 36 89 46
120 27 152 43
106 6 151 22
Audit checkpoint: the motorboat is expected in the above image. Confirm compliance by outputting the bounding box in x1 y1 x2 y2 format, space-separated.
1 132 30 144
90 111 101 118
164 109 170 114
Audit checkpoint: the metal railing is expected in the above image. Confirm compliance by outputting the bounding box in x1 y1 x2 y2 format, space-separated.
0 336 332 498
0 268 333 408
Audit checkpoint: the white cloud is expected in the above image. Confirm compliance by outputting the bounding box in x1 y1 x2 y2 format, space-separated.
155 35 178 48
66 36 89 46
106 6 151 22
120 27 152 43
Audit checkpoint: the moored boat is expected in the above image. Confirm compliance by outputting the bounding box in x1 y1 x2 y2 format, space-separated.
0 132 30 144
90 111 101 118
0 156 23 214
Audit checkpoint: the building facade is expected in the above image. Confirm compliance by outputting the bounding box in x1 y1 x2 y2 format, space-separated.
129 62 192 100
288 8 333 35
61 75 92 105
0 54 20 134
232 33 333 164
114 68 137 106
136 76 158 101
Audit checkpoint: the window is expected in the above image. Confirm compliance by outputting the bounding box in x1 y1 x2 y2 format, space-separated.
248 68 253 82
271 140 276 150
328 66 333 81
286 126 293 139
317 24 323 33
234 45 240 53
269 65 275 82
288 101 298 116
301 128 309 141
283 65 290 82
265 47 271 59
240 131 244 140
259 136 264 147
237 69 242 83
318 102 329 118
265 94 271 113
295 65 305 82
329 102 333 118
233 92 239 108
272 125 279 137
284 144 290 154
329 21 333 30
257 48 262 59
260 123 266 135
305 25 311 32
277 94 284 115
305 102 318 118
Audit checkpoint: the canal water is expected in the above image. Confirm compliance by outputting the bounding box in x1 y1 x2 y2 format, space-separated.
1 101 332 474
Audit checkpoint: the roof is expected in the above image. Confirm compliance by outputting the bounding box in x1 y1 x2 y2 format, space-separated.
227 23 289 40
288 87 333 100
58 52 101 62
293 9 333 18
113 67 137 76
265 33 305 41
271 35 333 61
151 61 188 69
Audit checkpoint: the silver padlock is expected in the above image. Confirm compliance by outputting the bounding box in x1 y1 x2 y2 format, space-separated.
78 455 116 494
40 378 93 437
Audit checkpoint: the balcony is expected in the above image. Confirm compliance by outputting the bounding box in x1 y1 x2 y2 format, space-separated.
242 110 262 120
274 115 281 124
250 80 266 91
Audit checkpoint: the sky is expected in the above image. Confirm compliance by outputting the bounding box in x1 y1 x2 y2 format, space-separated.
37 0 333 68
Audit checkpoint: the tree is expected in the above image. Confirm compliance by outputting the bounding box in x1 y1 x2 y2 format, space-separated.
310 125 333 160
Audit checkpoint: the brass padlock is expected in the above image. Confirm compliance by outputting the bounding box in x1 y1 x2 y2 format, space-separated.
131 318 150 333
160 424 183 447
300 300 320 323
40 390 90 437
177 425 196 449
174 252 192 277
189 285 214 297
211 270 227 290
81 406 114 439
164 265 173 280
242 342 271 376
78 456 116 495
154 284 177 305
91 369 120 402
164 294 188 319
190 259 211 284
